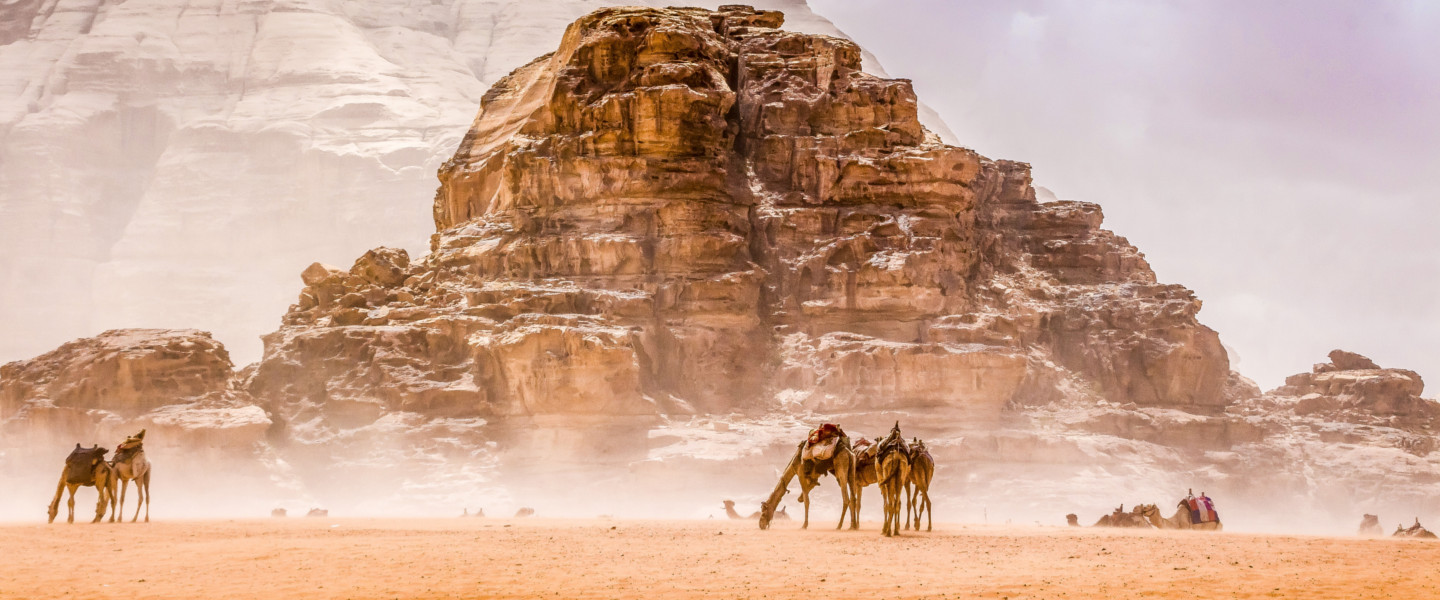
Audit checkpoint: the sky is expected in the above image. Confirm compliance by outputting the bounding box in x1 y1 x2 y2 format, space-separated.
812 0 1440 388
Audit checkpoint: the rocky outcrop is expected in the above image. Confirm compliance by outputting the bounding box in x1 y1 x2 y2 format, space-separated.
255 5 1238 438
0 0 951 370
0 329 268 451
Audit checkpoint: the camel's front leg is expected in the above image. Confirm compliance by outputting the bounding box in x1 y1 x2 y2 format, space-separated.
92 483 108 523
117 478 129 522
834 476 850 531
66 486 76 523
850 483 862 530
134 475 148 523
47 475 65 523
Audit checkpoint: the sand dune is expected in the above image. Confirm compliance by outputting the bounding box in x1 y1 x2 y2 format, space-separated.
2 518 1437 599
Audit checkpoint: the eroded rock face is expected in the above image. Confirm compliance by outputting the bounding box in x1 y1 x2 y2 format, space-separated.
0 329 268 450
256 5 1238 435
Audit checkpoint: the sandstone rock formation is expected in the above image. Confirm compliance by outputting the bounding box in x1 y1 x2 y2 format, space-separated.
0 329 268 452
254 5 1238 440
0 0 951 369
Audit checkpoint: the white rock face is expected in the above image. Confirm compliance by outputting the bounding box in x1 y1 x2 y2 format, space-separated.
0 0 953 365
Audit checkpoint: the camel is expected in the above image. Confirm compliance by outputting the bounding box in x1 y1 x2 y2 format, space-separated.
905 437 934 532
1358 514 1382 536
1393 518 1437 539
48 444 115 524
461 508 485 518
109 429 151 523
1137 501 1222 531
875 422 912 537
1066 514 1080 526
758 427 858 531
1091 504 1149 528
724 500 789 521
272 508 287 517
307 508 328 517
515 508 535 517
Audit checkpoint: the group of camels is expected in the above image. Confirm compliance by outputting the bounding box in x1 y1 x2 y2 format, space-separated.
47 429 152 524
754 422 934 536
1067 500 1223 531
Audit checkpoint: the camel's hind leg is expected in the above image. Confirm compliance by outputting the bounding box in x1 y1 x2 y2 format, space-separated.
135 470 150 523
904 480 915 530
922 489 932 531
65 485 77 523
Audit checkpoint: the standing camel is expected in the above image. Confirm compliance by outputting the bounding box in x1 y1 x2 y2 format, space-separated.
905 437 934 532
48 444 115 524
758 428 858 531
875 422 912 537
1137 502 1223 531
110 429 151 523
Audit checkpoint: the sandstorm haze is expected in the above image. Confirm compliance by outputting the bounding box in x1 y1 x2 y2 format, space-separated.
813 0 1440 387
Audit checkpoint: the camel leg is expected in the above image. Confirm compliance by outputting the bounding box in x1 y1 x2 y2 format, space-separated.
93 480 108 523
923 489 932 532
47 475 66 523
904 481 914 530
136 471 149 523
117 478 129 523
65 485 77 523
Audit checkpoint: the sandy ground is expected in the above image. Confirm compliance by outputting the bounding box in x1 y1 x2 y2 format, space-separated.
2 517 1437 599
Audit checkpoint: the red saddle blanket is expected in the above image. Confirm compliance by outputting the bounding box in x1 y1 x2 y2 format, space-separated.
808 423 843 445
1186 496 1219 523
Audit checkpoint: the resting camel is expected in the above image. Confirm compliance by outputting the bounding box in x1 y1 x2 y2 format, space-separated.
725 500 789 521
1138 502 1222 531
515 508 535 517
1393 518 1437 539
905 437 934 532
272 508 287 517
758 429 857 531
1091 504 1149 528
110 429 151 523
1358 514 1382 536
48 444 115 524
875 422 912 537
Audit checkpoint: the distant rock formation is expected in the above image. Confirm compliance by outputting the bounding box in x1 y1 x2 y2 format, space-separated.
0 329 268 452
252 5 1239 439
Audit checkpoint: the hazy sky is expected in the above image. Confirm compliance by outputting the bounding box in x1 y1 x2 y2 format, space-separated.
812 0 1440 388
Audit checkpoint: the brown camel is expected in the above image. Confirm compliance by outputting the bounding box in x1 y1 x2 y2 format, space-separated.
1066 514 1080 526
48 444 115 524
758 427 857 531
905 437 934 532
1393 518 1438 539
875 422 912 537
1138 501 1222 531
272 508 287 517
515 507 535 517
723 500 758 519
110 429 151 523
1091 504 1149 528
1358 514 1382 536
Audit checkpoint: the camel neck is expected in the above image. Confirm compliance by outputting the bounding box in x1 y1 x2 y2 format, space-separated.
764 444 802 510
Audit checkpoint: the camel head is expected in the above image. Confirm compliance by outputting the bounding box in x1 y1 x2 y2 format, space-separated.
1136 504 1158 519
758 499 777 530
119 429 146 451
722 500 735 510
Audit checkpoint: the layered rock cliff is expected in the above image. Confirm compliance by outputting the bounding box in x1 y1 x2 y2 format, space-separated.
255 5 1237 443
0 0 950 368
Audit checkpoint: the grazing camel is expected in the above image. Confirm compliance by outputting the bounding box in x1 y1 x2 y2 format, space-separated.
1358 514 1382 536
905 437 934 532
1393 518 1438 539
875 422 912 537
48 444 115 524
1137 501 1222 531
110 429 151 523
758 428 858 531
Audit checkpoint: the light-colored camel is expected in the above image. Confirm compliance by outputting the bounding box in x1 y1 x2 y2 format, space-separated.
875 422 912 537
109 429 151 523
1358 514 1382 536
758 431 858 531
726 500 789 521
905 437 933 532
48 444 115 524
1138 501 1223 531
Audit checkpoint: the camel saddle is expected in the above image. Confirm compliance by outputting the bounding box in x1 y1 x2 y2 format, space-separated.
64 444 108 486
808 424 843 445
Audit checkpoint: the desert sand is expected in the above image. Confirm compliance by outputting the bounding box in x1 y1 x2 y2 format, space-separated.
2 518 1437 599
